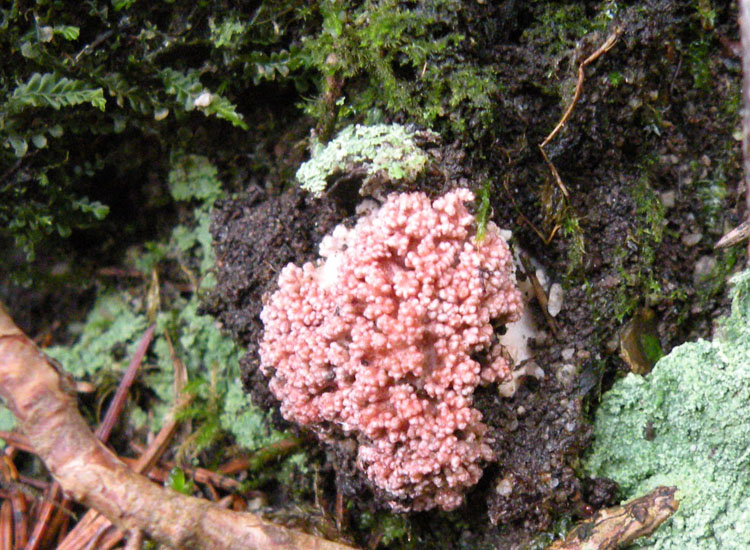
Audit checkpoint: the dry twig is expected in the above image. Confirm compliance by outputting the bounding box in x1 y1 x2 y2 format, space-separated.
95 324 155 441
715 220 750 249
0 500 11 550
0 302 356 550
547 486 678 550
501 177 561 244
540 28 621 147
720 0 750 259
218 438 302 475
539 28 622 199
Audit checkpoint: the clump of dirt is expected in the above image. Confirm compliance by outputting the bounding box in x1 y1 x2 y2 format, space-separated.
200 185 345 394
480 376 591 529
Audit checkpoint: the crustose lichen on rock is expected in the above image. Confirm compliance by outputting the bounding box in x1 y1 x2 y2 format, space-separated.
585 270 750 550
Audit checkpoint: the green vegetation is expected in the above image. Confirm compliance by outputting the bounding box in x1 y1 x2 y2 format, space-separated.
523 3 613 57
611 172 671 322
687 1 720 90
1 0 498 269
586 270 750 549
474 180 492 242
561 213 586 275
687 38 713 91
521 1 618 89
357 512 410 548
0 3 248 266
630 175 666 260
295 0 499 139
167 467 195 495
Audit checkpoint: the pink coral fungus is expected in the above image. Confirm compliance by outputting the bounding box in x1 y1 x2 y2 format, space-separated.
259 188 523 511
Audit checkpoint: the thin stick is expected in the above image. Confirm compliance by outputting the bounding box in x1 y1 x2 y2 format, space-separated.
55 510 71 547
95 324 155 442
18 475 48 492
11 490 28 549
0 500 11 550
547 486 678 550
42 502 73 549
59 514 114 550
737 0 750 260
218 438 302 475
541 29 622 148
501 177 560 244
127 444 243 492
538 28 621 200
0 431 32 453
25 483 62 550
539 146 569 198
715 220 750 248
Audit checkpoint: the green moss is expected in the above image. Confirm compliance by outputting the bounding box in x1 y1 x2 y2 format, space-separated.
523 2 618 63
687 38 713 91
609 170 672 321
357 511 411 548
295 0 499 140
694 0 717 30
608 70 625 87
527 515 576 550
524 4 606 56
691 168 727 235
586 270 750 549
631 175 665 255
561 212 586 275
475 181 492 242
296 123 428 196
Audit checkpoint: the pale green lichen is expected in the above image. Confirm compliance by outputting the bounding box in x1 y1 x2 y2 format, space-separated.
295 123 428 196
585 270 750 550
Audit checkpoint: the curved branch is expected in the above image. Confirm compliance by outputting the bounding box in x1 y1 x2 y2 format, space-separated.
0 303 356 550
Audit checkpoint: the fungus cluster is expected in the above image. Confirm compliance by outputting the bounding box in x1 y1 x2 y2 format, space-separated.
259 188 522 510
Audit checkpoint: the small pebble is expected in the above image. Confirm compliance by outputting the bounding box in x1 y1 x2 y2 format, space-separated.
660 191 676 209
682 232 702 247
694 255 717 284
496 476 514 496
547 283 564 317
556 364 579 389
